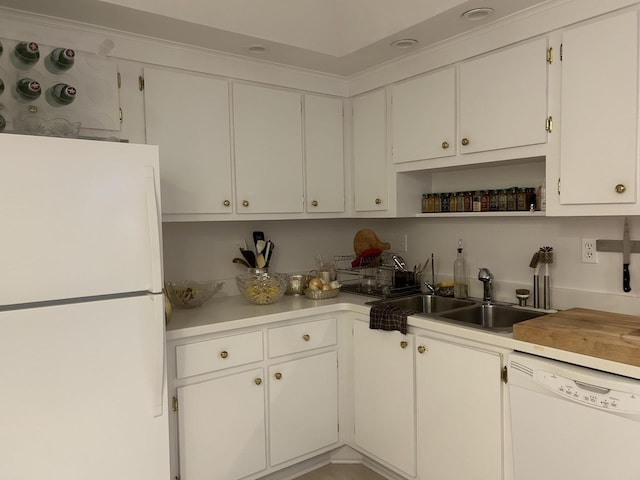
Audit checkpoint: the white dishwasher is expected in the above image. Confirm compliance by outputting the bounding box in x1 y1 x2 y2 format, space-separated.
508 352 640 480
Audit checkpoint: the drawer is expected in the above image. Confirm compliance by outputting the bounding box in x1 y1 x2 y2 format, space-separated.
268 317 337 358
175 331 264 379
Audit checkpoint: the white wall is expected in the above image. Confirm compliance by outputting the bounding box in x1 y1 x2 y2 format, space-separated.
163 216 640 315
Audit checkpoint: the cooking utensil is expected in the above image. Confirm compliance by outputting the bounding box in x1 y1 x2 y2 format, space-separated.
240 248 256 268
264 240 274 267
529 251 540 308
623 216 631 292
233 257 250 268
253 231 265 252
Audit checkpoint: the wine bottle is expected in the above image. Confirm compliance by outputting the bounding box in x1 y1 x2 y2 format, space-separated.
15 78 41 100
13 41 40 67
47 83 77 105
46 48 76 73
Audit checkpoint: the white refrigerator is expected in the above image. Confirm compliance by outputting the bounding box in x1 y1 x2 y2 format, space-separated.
0 134 170 479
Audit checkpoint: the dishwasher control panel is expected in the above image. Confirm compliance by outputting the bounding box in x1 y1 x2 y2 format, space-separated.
536 370 640 414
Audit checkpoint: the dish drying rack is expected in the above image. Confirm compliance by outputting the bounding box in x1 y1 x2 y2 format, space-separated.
334 252 421 298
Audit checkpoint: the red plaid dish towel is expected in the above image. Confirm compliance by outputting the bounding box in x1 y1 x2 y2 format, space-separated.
369 304 417 335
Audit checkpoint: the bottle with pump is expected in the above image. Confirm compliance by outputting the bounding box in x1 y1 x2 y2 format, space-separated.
453 239 468 299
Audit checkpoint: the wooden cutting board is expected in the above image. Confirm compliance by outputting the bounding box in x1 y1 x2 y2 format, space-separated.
513 308 640 367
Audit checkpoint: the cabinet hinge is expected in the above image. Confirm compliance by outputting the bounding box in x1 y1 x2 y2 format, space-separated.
501 365 508 384
174 476 181 480
557 178 561 195
560 43 564 61
119 108 123 124
172 396 179 412
546 47 553 64
545 116 553 133
117 71 121 88
138 75 145 91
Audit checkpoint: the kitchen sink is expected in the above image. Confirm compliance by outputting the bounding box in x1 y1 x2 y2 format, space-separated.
436 304 546 331
367 294 476 314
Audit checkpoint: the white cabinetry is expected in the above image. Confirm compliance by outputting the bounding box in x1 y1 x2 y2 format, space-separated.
391 67 456 163
415 334 506 480
305 94 345 213
548 10 639 215
459 37 548 155
177 368 266 480
233 83 304 214
352 320 416 477
352 89 389 213
143 68 232 216
168 315 339 480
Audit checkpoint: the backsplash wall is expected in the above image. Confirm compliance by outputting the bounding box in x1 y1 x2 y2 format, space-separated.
162 216 640 315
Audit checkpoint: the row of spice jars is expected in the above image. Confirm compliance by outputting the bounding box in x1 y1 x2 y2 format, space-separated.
421 188 538 213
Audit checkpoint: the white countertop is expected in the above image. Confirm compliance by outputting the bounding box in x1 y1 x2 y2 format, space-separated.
167 293 640 380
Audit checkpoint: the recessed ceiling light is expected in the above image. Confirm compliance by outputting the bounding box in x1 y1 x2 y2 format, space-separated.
461 7 495 21
247 44 268 54
391 38 419 49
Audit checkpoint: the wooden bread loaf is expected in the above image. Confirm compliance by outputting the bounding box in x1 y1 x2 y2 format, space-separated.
353 228 391 255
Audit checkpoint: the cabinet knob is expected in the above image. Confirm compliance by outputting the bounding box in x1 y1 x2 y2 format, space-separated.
615 184 626 194
311 200 318 207
441 141 450 149
417 345 427 354
400 341 408 349
242 200 249 207
223 200 231 207
375 198 382 205
302 334 310 342
274 372 282 380
254 378 262 386
461 137 470 146
220 350 229 359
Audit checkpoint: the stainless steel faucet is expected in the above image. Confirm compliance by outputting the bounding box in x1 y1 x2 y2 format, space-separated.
478 267 494 304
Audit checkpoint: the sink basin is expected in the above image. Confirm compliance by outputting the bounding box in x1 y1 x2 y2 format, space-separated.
367 294 476 314
436 304 546 331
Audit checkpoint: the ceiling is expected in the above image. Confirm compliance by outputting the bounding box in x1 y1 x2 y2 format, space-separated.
0 0 551 76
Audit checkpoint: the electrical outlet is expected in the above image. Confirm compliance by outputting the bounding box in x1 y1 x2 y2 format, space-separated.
397 234 408 253
581 238 598 264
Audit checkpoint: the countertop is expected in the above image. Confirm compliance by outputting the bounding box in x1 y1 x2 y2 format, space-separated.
167 293 640 379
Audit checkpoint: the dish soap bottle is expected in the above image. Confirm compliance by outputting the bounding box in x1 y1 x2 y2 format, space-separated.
453 239 468 298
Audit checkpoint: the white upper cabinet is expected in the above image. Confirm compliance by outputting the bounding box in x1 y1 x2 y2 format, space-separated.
352 89 389 212
549 10 639 215
304 95 345 213
391 67 456 163
233 83 304 214
143 68 233 215
459 37 548 154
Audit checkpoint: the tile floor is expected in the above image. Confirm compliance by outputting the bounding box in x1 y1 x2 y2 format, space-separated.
294 464 387 480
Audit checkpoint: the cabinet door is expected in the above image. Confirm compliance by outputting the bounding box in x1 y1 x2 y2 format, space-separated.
305 95 345 213
459 37 548 154
352 321 416 477
177 369 266 480
352 90 388 212
392 67 456 163
143 68 232 215
559 11 638 206
234 83 304 213
269 350 339 465
416 336 504 480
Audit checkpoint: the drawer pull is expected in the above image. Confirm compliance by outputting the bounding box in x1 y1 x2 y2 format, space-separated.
220 350 229 359
311 200 318 207
400 341 408 349
461 137 470 146
375 198 382 205
254 378 262 386
616 184 626 194
417 345 427 354
302 334 310 342
223 199 231 207
242 200 249 207
441 141 450 149
274 372 282 380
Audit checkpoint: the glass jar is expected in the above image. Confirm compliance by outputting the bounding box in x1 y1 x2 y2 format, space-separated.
472 191 482 212
456 192 465 212
481 190 490 212
449 192 457 212
421 194 428 213
489 189 499 211
525 187 537 211
498 189 508 211
426 194 435 213
464 192 473 212
441 192 450 212
516 188 527 211
433 193 442 213
506 187 517 211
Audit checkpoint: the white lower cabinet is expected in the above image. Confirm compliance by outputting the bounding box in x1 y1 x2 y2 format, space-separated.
352 320 416 477
415 334 506 480
177 368 267 480
269 351 339 465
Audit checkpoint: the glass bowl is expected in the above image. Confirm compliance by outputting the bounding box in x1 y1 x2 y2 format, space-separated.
164 280 223 309
236 268 288 305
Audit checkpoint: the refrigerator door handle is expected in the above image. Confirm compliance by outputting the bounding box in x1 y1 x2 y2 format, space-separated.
145 166 163 294
151 293 166 417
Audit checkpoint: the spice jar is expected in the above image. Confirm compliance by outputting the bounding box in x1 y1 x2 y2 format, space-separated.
449 192 457 212
506 187 517 211
472 191 482 212
421 194 428 213
456 192 465 212
498 189 507 211
433 193 442 213
481 190 490 212
464 192 473 212
525 188 537 211
441 192 450 212
489 190 499 211
516 188 527 211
